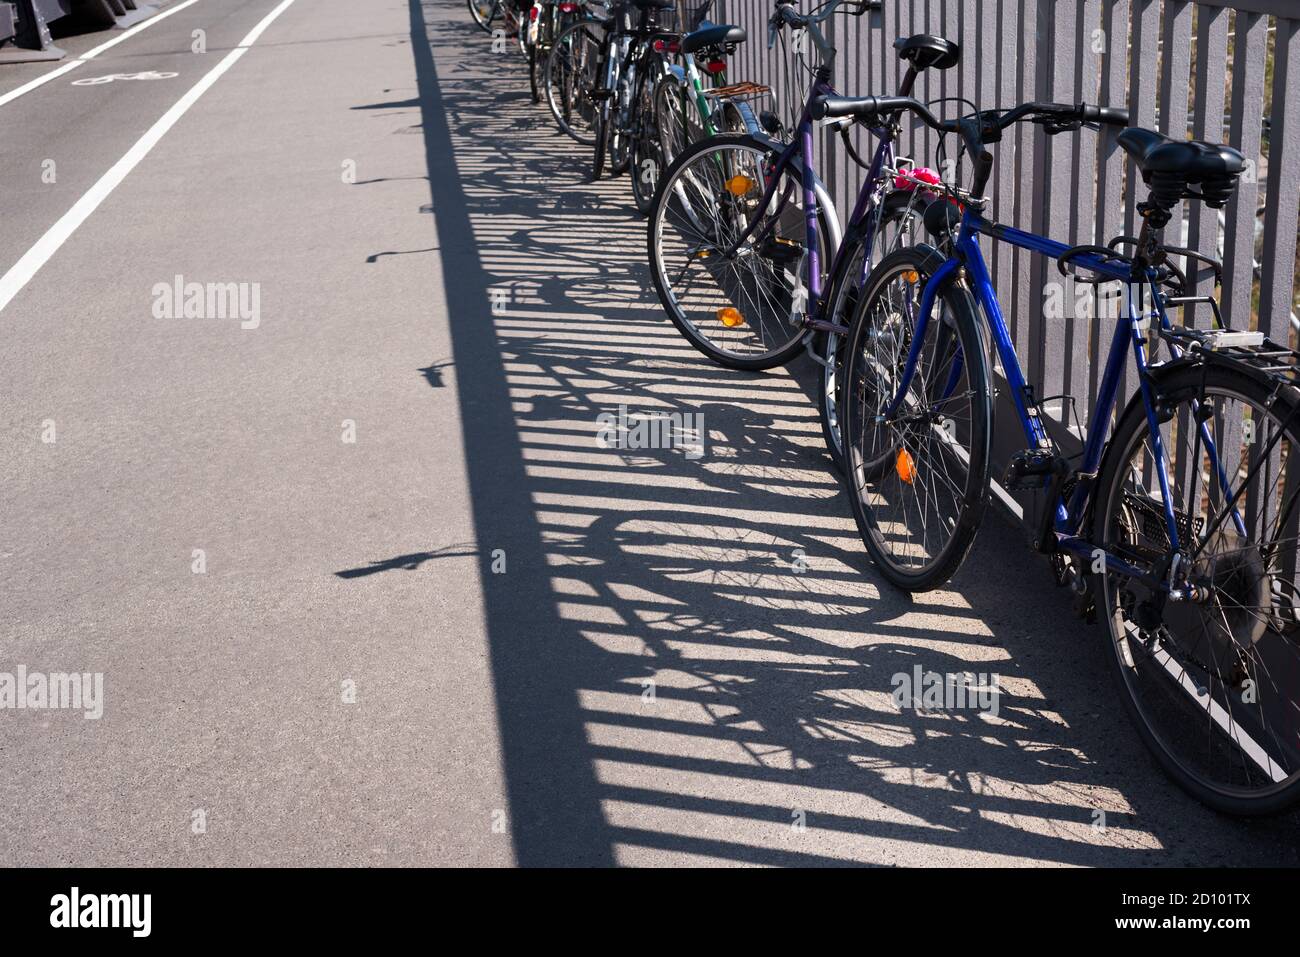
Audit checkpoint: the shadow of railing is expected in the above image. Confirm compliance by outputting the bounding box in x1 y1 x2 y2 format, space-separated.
358 0 1300 865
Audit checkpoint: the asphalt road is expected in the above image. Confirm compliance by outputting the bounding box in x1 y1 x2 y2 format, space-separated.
1 0 1298 866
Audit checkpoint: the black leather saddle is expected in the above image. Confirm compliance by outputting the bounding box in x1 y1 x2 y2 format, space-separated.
893 34 959 71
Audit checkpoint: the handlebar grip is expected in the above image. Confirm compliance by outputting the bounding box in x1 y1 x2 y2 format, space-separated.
1081 104 1129 127
810 94 914 121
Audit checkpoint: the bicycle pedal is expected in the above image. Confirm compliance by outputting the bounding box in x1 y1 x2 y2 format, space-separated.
1003 448 1068 491
759 235 804 263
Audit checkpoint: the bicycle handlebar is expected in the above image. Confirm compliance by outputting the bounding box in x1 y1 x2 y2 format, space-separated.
767 0 875 49
810 95 1129 196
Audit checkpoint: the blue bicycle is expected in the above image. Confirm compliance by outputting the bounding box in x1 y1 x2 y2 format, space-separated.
827 92 1300 814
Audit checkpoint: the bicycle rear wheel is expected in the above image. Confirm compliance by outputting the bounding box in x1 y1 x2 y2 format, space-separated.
646 134 832 370
839 245 991 591
1093 361 1300 814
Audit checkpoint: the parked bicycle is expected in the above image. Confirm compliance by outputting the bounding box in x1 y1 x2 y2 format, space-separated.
826 91 1300 814
520 0 586 103
645 0 949 469
469 0 529 54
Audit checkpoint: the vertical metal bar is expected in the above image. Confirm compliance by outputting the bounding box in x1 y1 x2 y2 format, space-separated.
1061 0 1100 437
1187 3 1229 317
1259 16 1300 346
1221 10 1267 332
995 0 1019 353
1090 0 1128 424
1033 0 1080 421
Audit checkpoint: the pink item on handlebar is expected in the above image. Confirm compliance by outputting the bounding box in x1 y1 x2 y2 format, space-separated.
894 166 942 192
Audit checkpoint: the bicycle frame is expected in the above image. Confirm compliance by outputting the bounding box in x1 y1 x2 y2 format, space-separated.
888 205 1244 592
723 67 902 336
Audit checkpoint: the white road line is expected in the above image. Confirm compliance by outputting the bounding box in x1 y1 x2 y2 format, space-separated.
0 0 300 317
0 0 205 109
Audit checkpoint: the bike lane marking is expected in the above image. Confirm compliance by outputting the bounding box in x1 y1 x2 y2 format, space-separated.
0 0 300 317
0 0 204 109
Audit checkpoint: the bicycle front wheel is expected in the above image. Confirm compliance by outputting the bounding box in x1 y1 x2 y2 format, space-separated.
468 0 500 31
630 61 665 214
818 190 935 473
1093 360 1300 815
646 134 830 370
839 245 991 591
544 18 602 145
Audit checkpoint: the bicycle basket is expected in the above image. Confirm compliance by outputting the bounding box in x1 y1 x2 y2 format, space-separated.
678 0 716 31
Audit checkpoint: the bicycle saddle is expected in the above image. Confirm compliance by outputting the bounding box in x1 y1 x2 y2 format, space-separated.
681 22 747 54
892 34 959 71
630 0 676 8
1118 127 1244 208
1117 128 1245 180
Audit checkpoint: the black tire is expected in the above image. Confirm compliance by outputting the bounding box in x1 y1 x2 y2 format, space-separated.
646 133 834 371
529 43 540 104
1092 361 1300 815
817 190 934 473
592 102 609 180
839 244 991 591
608 105 632 178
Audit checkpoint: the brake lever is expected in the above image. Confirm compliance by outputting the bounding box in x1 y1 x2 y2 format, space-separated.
1035 117 1083 136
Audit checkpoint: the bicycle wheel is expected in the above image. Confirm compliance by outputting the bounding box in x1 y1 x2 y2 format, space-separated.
646 134 833 370
607 60 635 178
630 62 664 214
839 244 991 591
592 97 609 180
529 41 540 103
1093 360 1300 814
514 8 528 55
652 73 692 171
544 19 602 145
469 0 500 31
817 190 934 473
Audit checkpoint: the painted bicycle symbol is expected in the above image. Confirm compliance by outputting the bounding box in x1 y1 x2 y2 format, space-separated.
71 71 180 86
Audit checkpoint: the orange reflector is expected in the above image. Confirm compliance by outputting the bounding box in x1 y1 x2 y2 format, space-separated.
896 448 916 484
717 307 744 327
903 270 920 284
725 174 755 197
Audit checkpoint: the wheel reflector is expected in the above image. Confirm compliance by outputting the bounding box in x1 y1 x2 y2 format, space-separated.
896 448 916 484
717 307 744 327
725 174 755 197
